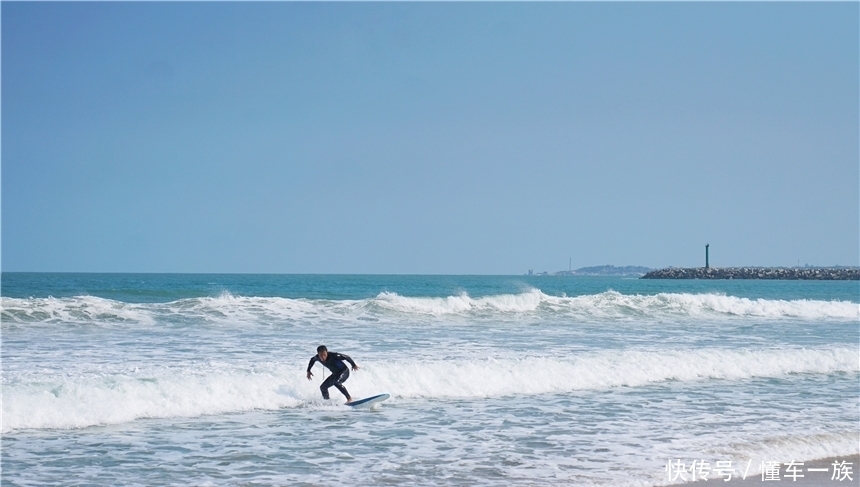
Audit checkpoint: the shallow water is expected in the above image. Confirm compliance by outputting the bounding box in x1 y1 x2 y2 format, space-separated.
2 274 858 486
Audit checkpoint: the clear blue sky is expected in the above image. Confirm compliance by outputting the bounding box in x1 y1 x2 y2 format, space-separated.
3 2 858 274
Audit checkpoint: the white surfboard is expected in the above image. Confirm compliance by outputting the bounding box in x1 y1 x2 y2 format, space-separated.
346 393 390 409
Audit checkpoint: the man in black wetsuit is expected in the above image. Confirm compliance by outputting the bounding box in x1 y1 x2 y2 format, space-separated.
306 345 359 403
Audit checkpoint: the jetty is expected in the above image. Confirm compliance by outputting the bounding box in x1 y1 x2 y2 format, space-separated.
641 267 859 280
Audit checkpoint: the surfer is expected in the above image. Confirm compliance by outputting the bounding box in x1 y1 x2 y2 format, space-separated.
306 345 359 403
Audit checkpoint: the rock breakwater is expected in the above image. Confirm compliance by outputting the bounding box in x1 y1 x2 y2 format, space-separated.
642 267 859 280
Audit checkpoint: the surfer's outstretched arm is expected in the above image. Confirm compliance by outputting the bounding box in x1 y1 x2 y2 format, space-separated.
306 356 319 380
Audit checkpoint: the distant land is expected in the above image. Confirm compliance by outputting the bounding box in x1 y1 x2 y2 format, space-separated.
528 265 653 277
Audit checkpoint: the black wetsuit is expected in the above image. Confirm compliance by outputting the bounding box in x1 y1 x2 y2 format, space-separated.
307 352 357 400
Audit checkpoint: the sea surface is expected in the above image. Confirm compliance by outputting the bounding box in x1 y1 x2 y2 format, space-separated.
2 273 858 486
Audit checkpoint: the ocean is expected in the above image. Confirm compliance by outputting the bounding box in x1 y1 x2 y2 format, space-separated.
2 273 858 486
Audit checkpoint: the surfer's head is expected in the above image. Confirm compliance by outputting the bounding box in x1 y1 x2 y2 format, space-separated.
316 345 328 361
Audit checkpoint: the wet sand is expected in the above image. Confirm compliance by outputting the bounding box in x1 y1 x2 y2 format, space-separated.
670 455 859 485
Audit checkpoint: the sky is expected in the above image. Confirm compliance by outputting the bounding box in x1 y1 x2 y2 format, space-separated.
2 2 858 274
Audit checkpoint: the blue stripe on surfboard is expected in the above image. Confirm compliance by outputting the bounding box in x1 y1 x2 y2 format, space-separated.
347 393 390 407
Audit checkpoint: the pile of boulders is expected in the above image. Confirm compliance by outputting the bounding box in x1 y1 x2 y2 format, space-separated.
641 267 860 280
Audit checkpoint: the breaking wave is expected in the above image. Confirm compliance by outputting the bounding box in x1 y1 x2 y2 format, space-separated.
3 347 856 433
2 290 857 326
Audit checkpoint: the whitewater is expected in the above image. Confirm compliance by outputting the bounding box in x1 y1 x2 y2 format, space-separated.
2 274 858 486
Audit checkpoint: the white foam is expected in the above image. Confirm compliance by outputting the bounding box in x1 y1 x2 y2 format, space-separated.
544 290 859 320
4 347 855 433
2 364 310 433
370 290 859 320
372 289 545 315
0 296 156 325
360 347 859 399
3 291 857 327
0 293 365 327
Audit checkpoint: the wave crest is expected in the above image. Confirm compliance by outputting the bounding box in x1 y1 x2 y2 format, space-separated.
3 347 855 433
2 291 857 326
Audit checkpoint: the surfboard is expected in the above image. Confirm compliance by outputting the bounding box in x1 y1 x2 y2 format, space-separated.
347 393 390 409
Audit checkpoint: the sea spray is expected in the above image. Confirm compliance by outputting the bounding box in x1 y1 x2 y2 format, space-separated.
4 347 855 433
3 291 857 327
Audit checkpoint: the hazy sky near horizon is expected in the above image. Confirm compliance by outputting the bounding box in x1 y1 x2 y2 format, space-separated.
3 2 858 274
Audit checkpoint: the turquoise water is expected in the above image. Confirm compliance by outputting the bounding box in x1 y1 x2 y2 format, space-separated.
5 272 857 301
2 273 858 486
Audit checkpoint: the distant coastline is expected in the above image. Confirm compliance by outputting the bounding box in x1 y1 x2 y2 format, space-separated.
529 265 653 277
642 267 860 280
